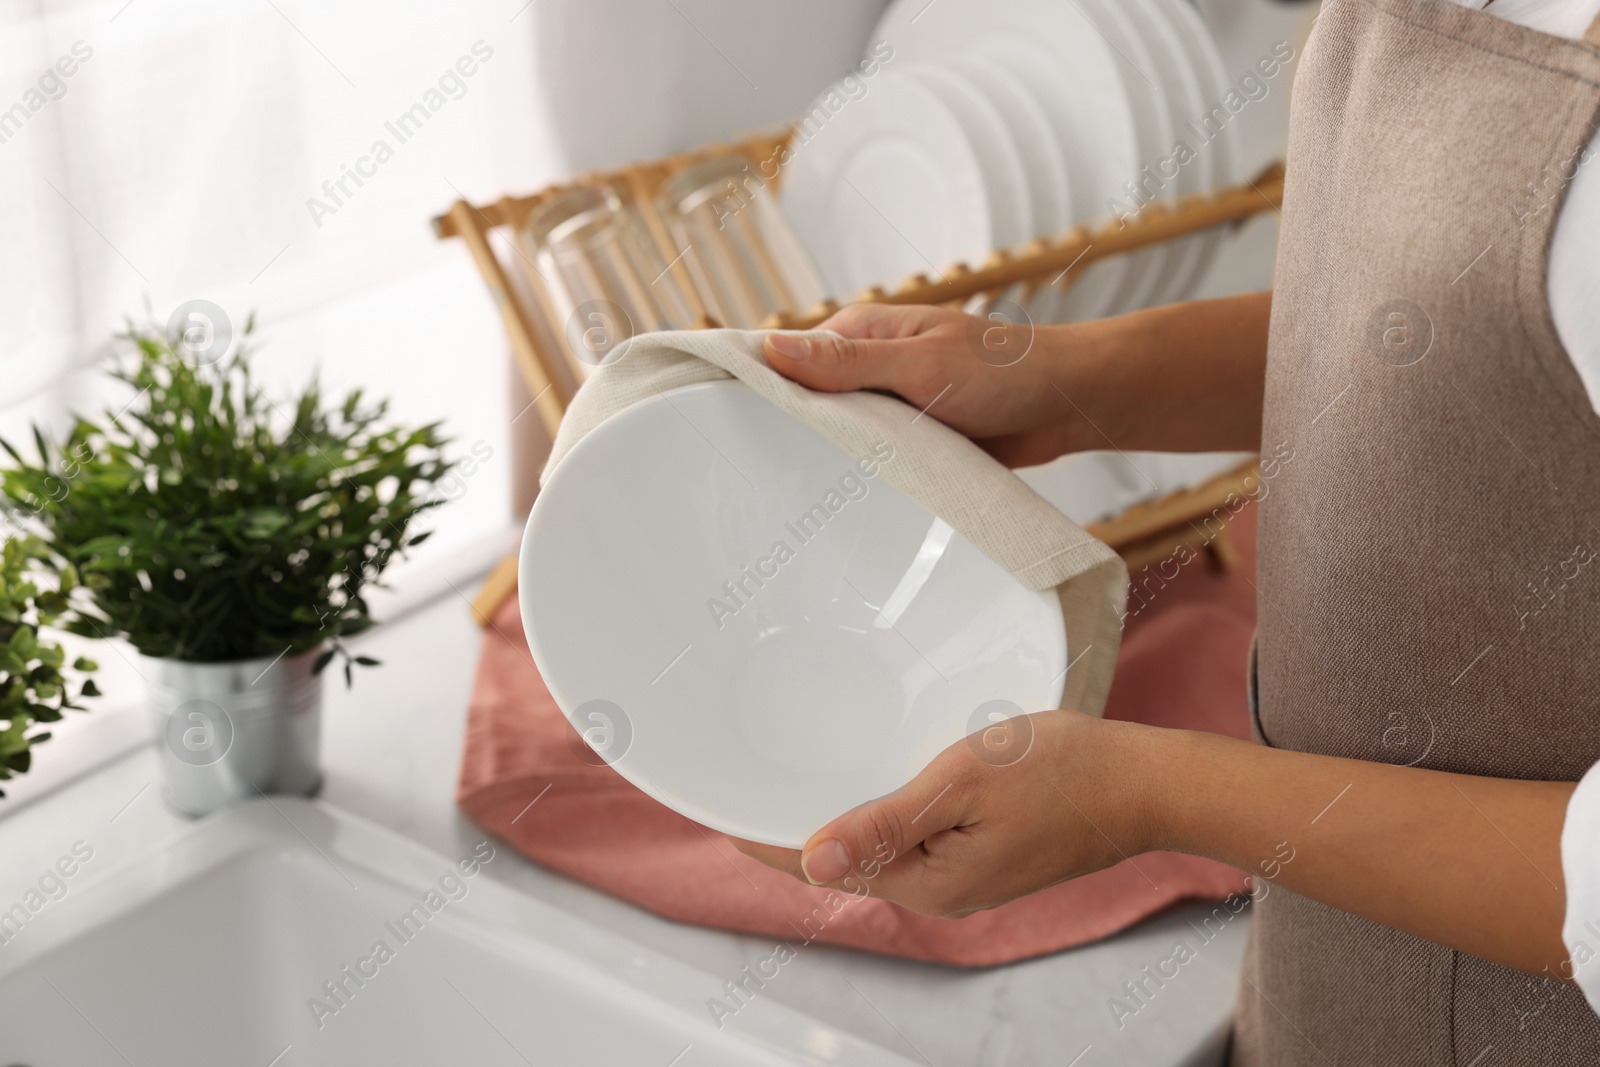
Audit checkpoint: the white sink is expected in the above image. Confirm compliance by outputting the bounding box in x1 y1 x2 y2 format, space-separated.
0 798 915 1066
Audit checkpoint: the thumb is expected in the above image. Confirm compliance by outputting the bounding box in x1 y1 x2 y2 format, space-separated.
763 330 920 396
799 768 967 886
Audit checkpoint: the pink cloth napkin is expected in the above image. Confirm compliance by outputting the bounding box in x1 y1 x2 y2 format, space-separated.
456 505 1260 966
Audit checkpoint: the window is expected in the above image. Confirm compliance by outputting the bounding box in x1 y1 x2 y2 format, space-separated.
0 0 562 802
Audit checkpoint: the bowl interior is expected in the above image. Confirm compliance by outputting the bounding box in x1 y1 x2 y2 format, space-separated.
521 380 1066 847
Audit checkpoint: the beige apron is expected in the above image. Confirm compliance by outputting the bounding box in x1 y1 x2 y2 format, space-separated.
1239 0 1600 1062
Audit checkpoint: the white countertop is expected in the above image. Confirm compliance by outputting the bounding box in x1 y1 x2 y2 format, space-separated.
0 588 1248 1067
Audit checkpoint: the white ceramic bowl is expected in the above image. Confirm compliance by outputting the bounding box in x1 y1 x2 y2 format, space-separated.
520 380 1067 847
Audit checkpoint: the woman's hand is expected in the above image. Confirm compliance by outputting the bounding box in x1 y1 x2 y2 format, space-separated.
734 704 1577 980
731 710 1151 918
764 292 1277 457
764 304 1079 468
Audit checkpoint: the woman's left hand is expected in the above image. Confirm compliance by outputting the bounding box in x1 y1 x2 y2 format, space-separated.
739 701 1582 980
730 710 1152 918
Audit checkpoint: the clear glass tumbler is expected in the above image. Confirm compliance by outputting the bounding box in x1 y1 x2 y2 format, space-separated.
521 183 693 367
657 154 825 328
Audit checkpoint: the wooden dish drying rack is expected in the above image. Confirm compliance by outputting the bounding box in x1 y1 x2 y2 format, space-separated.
434 127 1285 626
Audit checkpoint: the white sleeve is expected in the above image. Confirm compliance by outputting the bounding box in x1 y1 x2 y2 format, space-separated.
1547 138 1600 417
1561 760 1600 1010
1466 0 1600 418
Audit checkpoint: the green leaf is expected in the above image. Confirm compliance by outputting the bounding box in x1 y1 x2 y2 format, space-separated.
241 508 291 540
8 627 36 656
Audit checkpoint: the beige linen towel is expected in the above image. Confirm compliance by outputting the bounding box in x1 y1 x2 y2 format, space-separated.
541 328 1128 715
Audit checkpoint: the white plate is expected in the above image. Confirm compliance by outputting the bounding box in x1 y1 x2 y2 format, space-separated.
867 0 1157 318
903 63 1033 253
520 380 1068 848
1153 0 1242 293
1121 0 1213 304
1073 0 1176 313
949 57 1075 322
962 34 1135 322
945 59 1068 242
780 71 992 299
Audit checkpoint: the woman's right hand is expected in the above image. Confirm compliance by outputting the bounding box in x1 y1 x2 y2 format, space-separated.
763 292 1277 459
763 304 1077 468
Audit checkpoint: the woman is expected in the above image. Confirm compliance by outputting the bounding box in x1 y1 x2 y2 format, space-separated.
734 0 1600 1060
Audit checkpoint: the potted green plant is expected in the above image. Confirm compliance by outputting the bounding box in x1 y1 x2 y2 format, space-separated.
0 535 98 797
0 316 451 814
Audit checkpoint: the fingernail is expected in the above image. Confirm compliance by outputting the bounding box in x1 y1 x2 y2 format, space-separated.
801 839 850 884
768 333 811 360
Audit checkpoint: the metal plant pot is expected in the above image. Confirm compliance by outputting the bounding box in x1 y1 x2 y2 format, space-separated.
144 648 324 816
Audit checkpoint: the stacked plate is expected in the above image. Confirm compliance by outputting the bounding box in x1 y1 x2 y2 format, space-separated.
780 0 1240 322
